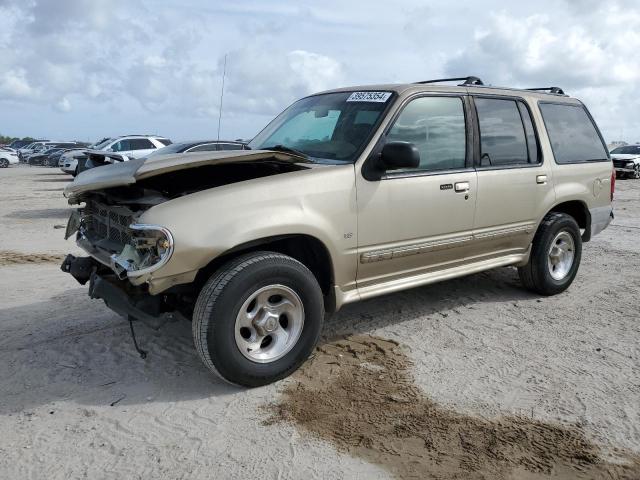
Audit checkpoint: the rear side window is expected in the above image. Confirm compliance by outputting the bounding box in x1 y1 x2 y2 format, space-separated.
539 103 608 163
475 98 536 166
129 138 156 150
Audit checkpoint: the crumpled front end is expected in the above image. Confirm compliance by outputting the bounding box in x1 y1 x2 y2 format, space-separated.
66 198 173 286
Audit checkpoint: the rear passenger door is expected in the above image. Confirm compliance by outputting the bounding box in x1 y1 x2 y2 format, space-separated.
469 96 555 261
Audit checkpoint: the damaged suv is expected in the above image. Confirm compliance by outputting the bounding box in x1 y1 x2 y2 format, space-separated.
62 77 614 387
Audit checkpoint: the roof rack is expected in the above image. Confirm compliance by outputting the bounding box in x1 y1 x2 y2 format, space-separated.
414 76 484 86
526 87 566 95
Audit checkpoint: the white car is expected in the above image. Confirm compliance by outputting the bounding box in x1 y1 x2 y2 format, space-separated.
0 147 19 168
611 144 640 179
60 135 171 175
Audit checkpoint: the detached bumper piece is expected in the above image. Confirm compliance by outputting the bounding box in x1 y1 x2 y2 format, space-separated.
60 255 176 330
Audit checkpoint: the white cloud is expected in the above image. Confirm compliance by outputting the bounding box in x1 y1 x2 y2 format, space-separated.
54 96 71 112
0 69 36 99
442 1 640 140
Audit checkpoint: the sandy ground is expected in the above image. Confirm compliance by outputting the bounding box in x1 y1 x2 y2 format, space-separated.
0 165 638 479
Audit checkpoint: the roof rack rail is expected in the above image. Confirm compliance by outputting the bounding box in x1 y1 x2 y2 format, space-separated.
526 87 566 95
415 76 484 86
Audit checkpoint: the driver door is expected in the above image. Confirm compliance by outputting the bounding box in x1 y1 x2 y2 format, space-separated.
355 95 477 296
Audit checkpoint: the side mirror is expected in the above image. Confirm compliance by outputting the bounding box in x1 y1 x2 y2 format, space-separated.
380 141 420 170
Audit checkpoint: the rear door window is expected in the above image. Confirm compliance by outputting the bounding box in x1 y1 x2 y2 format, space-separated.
538 103 608 163
129 138 156 150
475 98 530 166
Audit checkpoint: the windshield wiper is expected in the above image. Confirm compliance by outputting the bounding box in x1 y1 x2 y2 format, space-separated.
263 144 309 159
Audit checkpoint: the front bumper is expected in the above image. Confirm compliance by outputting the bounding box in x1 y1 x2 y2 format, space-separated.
615 167 635 174
61 254 176 329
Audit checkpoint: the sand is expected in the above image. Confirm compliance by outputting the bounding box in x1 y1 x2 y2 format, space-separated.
0 165 638 479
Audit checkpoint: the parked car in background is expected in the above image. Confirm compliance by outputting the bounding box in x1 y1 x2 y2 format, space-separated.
21 142 79 163
8 139 35 150
28 147 79 166
45 148 75 167
62 77 614 387
610 144 640 179
0 147 19 168
18 141 50 160
80 135 172 172
145 140 248 159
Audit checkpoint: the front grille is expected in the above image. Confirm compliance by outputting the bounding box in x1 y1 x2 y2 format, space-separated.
83 201 135 249
613 159 629 168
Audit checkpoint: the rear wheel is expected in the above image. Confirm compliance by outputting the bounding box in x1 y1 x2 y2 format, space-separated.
518 212 582 296
192 251 324 387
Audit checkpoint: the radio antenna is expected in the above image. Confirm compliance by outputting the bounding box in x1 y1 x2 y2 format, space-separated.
217 54 227 143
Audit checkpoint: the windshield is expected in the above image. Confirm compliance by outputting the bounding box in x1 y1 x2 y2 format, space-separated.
93 138 113 150
611 145 640 155
248 91 394 163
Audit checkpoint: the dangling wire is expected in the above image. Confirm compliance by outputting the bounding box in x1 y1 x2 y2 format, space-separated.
128 316 147 359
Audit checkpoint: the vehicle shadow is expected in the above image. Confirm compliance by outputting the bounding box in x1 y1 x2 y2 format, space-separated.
31 177 72 182
324 266 535 340
0 267 533 413
5 208 72 219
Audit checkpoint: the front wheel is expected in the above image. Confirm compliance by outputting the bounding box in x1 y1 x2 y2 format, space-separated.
518 212 582 296
0 159 8 168
192 251 324 387
633 165 640 179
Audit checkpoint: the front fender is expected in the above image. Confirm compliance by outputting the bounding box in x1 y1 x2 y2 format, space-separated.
136 164 358 294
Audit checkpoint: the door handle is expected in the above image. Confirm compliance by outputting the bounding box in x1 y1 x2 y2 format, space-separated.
536 175 548 184
454 182 470 192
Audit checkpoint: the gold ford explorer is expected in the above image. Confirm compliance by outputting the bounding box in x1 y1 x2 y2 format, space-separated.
61 76 614 386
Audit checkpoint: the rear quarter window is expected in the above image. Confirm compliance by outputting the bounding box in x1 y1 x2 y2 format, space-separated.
538 103 608 164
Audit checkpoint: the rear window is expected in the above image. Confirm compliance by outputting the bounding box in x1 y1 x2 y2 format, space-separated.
539 103 608 164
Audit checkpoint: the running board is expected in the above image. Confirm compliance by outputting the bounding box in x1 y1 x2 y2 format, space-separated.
336 253 528 308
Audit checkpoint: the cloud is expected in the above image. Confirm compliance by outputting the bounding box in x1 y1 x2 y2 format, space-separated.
1 0 638 142
441 0 640 139
54 96 71 112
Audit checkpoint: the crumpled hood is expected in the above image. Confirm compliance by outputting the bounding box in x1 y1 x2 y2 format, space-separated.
64 149 307 201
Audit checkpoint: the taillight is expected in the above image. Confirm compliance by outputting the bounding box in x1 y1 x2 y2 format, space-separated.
611 168 615 201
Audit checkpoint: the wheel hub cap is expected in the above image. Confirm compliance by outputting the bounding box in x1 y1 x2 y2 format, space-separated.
234 284 304 363
547 231 575 281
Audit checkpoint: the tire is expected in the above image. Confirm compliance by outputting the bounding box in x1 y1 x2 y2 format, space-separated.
633 165 640 180
518 212 582 296
0 159 8 168
192 251 324 387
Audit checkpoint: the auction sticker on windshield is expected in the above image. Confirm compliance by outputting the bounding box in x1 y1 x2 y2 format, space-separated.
346 91 392 102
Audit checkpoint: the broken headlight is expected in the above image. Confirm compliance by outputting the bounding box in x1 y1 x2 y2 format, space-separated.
110 224 174 278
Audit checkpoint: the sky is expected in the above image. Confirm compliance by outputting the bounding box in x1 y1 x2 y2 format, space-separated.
1 0 639 144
